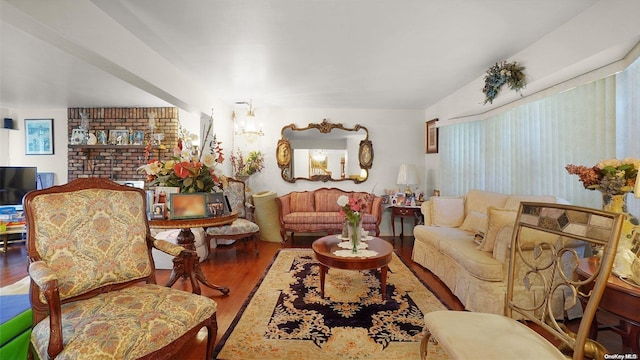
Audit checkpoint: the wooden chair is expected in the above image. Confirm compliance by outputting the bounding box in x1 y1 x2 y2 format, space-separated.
421 202 624 360
206 178 260 254
23 178 217 360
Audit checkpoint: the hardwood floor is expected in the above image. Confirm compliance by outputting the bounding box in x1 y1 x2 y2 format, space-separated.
1 235 626 359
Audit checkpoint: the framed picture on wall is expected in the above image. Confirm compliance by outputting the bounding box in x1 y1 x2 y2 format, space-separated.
25 118 54 155
426 118 438 154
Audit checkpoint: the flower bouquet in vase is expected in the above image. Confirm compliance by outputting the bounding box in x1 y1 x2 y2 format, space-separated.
566 158 640 276
337 195 366 253
139 121 225 194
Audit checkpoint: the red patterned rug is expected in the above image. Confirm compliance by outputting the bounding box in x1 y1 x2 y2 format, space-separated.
214 249 450 359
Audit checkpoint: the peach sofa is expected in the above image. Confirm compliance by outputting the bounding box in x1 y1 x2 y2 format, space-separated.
412 189 584 317
276 188 383 243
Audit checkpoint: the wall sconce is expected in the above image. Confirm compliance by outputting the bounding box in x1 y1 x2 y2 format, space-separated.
234 100 264 142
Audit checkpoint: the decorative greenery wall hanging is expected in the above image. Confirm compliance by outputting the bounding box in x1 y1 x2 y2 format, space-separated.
482 61 526 104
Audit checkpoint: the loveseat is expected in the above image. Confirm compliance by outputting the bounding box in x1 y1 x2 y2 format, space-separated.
276 188 383 243
412 189 584 317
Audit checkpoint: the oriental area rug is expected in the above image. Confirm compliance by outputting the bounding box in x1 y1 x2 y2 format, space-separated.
213 249 450 359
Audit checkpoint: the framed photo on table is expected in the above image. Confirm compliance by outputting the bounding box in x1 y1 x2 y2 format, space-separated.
206 192 230 217
426 118 438 154
25 118 54 155
170 193 208 219
151 203 165 220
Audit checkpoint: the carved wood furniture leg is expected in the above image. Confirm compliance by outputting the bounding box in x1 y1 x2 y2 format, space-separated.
165 256 184 288
172 228 230 295
319 264 328 298
193 262 229 295
380 265 388 301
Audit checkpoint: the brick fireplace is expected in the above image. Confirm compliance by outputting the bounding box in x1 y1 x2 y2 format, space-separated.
67 107 178 184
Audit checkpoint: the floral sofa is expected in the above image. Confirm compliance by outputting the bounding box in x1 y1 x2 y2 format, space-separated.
412 189 584 317
276 188 383 243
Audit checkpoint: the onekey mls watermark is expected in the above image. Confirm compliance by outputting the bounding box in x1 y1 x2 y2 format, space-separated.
604 354 638 360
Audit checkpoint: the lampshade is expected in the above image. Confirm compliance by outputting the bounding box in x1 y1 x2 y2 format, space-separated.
396 164 418 186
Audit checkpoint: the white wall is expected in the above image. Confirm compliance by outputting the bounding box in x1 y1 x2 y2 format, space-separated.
2 107 68 185
228 107 425 236
423 1 640 193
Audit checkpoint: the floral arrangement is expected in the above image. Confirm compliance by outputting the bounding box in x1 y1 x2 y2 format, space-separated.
230 148 265 177
565 158 639 195
139 120 225 193
482 61 526 104
337 195 365 224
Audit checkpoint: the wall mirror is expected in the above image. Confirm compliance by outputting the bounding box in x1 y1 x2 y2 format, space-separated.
276 119 373 183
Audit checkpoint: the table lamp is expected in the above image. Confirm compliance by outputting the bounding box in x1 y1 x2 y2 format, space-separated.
396 164 418 196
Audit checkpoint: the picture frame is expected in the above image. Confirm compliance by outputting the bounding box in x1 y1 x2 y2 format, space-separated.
151 203 165 219
25 118 54 155
358 139 374 169
169 193 208 219
71 128 88 145
276 139 291 167
206 192 230 217
109 129 130 145
154 186 179 204
132 130 145 145
426 118 438 154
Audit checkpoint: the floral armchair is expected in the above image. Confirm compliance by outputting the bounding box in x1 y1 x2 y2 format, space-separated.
23 178 217 359
206 178 260 254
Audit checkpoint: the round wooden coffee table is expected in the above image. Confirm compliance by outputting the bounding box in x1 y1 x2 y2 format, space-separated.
312 235 394 301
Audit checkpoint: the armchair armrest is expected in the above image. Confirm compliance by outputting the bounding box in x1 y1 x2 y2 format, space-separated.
370 197 383 225
29 261 63 359
421 201 433 226
153 238 188 257
275 194 291 221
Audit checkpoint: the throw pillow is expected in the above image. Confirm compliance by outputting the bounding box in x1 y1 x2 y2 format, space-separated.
478 207 517 252
290 192 314 212
430 196 465 228
460 210 488 234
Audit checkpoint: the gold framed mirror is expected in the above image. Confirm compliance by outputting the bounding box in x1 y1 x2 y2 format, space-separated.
276 119 373 183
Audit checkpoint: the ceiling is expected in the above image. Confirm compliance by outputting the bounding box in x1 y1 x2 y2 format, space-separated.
0 0 622 112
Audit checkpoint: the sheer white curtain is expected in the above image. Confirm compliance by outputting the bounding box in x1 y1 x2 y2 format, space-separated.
617 55 640 215
439 75 623 210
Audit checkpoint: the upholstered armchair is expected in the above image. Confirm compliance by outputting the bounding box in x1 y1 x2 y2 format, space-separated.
206 178 260 254
23 178 218 360
421 202 624 360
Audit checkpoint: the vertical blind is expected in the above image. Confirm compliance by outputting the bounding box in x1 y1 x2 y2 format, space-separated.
440 57 640 213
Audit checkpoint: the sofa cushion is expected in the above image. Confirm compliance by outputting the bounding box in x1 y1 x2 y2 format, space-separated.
439 237 504 281
479 207 517 252
460 210 488 234
464 189 509 217
353 193 374 214
283 212 377 225
503 195 556 210
413 225 474 251
290 192 315 212
314 189 344 212
431 196 465 227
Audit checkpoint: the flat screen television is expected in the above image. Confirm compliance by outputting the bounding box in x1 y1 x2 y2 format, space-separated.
0 166 38 207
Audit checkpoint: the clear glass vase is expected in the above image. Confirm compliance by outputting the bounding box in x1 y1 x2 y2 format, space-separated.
348 219 362 254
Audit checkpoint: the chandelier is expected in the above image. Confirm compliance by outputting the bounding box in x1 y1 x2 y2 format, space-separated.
234 100 264 142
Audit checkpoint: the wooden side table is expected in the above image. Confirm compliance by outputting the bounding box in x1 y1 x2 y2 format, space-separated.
576 257 640 353
390 205 422 239
149 213 237 296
